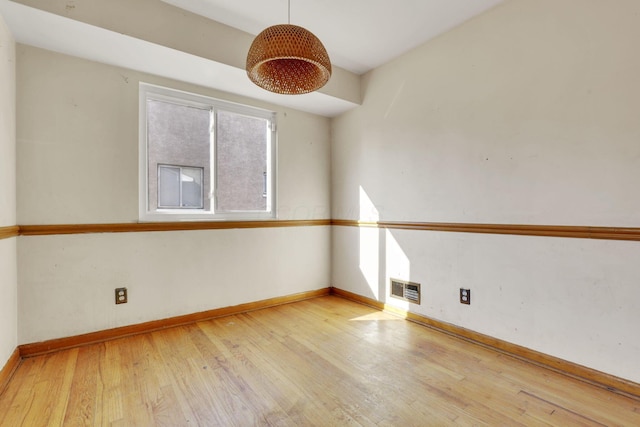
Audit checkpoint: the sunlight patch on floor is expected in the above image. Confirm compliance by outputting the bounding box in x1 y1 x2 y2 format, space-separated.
349 311 402 322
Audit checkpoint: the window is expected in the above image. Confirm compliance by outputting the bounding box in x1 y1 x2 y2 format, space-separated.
139 84 276 221
157 165 204 209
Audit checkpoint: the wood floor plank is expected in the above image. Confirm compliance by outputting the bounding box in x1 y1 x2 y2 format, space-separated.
252 302 512 426
189 322 291 425
487 353 640 426
239 309 383 425
517 390 607 427
1 296 639 426
0 356 43 425
198 317 332 425
286 300 527 425
202 314 375 426
48 349 80 426
1 349 78 427
131 334 191 427
117 335 158 426
98 340 124 425
150 326 226 426
61 345 102 426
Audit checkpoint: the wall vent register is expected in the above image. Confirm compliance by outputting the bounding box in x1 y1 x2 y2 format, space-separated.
390 279 421 304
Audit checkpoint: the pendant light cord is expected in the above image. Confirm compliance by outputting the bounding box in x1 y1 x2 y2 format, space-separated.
288 0 291 24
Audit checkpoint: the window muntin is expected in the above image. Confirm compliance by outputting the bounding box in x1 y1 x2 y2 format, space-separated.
139 84 276 221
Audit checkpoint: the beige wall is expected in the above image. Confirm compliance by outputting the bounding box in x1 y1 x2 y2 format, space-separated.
17 45 331 343
17 46 331 224
0 17 15 227
0 14 17 372
18 226 330 344
332 0 640 382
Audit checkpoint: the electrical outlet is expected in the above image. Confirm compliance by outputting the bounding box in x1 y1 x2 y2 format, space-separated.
460 288 471 305
115 287 128 304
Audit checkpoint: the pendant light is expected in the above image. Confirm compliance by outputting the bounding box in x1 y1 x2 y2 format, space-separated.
246 0 332 95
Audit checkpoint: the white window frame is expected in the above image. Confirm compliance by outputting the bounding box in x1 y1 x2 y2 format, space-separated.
139 83 277 222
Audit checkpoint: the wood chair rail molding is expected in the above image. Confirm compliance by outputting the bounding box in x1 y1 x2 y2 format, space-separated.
18 219 331 236
0 225 19 240
13 220 640 241
331 219 640 242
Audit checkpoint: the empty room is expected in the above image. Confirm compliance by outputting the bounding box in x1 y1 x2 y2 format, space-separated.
1 0 639 425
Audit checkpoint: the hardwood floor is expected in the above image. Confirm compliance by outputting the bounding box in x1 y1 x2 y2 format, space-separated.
1 296 638 426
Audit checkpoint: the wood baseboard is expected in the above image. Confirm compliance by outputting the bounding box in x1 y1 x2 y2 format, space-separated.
15 286 640 399
19 288 331 358
330 287 640 399
0 348 21 396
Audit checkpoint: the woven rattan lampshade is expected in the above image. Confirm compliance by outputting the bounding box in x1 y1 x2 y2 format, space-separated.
246 24 332 95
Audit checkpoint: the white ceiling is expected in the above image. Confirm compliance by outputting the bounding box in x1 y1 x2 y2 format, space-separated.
162 0 503 75
0 0 503 116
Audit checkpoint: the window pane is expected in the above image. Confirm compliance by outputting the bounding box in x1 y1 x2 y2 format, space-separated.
147 99 211 211
216 110 268 212
180 167 204 208
158 166 180 207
